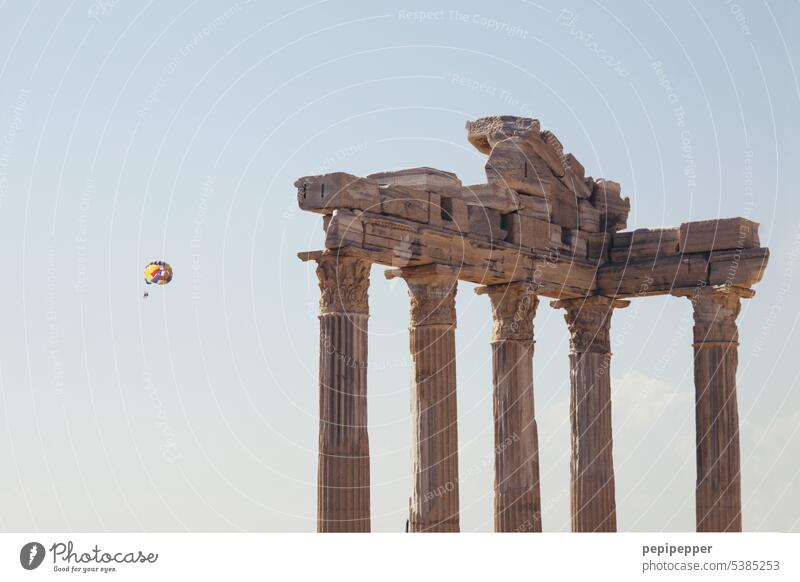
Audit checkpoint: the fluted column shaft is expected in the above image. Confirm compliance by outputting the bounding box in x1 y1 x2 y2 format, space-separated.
315 254 371 532
478 283 542 532
553 296 628 532
679 286 748 532
393 266 460 532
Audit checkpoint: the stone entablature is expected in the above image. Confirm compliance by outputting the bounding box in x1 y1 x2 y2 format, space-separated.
297 115 767 298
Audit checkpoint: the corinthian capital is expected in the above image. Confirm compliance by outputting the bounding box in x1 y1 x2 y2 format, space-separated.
315 254 371 315
477 282 539 341
385 264 459 326
552 296 629 353
407 281 457 326
673 285 752 346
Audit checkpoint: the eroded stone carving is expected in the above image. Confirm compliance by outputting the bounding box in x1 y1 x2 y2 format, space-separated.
401 271 458 327
552 296 630 353
481 282 539 341
688 286 746 345
316 255 371 315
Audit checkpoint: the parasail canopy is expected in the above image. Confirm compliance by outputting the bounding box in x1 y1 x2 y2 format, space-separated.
144 261 173 285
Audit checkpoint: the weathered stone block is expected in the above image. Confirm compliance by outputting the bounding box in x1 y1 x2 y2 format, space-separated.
461 183 519 213
598 254 707 296
427 192 443 227
505 213 562 252
485 138 569 198
439 195 469 232
708 247 769 287
559 153 592 199
468 205 506 240
324 209 364 248
296 172 380 214
516 192 550 221
466 115 541 154
679 218 760 254
610 227 680 261
364 218 416 243
379 184 428 222
591 179 630 232
368 166 462 193
578 200 600 233
551 191 578 230
587 232 611 261
564 228 588 259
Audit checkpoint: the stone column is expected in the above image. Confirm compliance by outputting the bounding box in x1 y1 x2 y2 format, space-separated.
387 265 460 532
675 285 750 532
552 296 629 532
314 254 371 532
476 282 542 532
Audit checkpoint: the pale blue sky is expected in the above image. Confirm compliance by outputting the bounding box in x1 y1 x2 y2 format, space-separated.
0 0 798 532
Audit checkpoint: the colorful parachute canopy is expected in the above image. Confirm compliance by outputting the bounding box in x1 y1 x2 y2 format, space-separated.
144 261 173 285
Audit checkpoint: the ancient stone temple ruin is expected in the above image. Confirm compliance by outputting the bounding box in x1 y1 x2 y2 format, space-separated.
295 116 769 533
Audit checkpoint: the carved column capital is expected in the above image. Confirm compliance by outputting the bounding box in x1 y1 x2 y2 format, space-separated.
477 282 539 341
315 254 371 316
387 265 459 326
406 279 457 326
674 286 750 346
552 296 629 353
